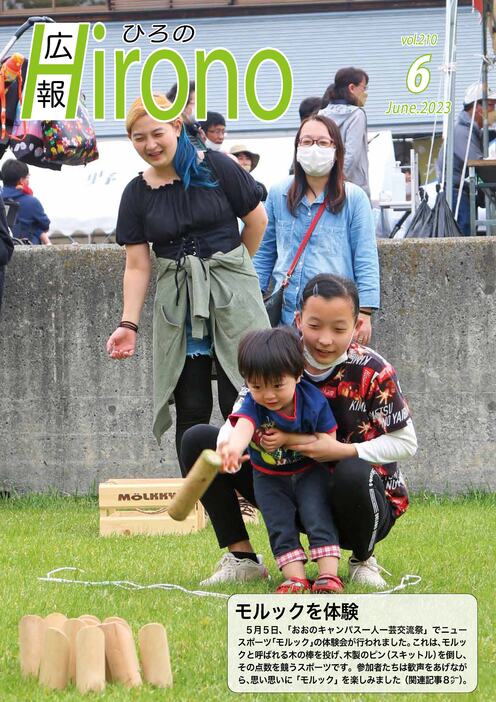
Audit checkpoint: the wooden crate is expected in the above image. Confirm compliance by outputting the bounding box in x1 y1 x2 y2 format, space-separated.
99 479 207 536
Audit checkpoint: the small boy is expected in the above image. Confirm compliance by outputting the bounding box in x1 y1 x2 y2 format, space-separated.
219 327 344 593
0 159 51 245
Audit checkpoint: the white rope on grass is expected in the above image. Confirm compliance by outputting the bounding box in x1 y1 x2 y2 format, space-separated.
38 566 229 600
372 574 422 595
39 567 421 599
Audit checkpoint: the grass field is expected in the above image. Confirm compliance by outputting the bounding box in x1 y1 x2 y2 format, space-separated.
0 493 494 701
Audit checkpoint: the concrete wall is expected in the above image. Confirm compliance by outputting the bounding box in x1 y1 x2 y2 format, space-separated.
0 240 494 494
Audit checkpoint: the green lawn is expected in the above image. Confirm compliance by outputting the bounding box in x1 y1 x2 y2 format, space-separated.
0 493 494 701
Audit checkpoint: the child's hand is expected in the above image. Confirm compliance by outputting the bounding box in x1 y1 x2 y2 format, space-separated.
217 442 243 474
260 428 286 452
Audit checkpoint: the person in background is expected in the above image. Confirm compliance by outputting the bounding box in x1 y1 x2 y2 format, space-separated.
166 80 206 151
230 144 267 201
0 160 51 245
230 144 260 173
253 114 378 343
319 67 370 197
0 194 14 313
436 81 496 236
200 112 227 152
289 97 325 175
299 96 322 122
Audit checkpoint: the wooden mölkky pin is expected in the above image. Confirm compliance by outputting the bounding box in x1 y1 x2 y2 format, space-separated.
79 614 101 625
102 617 131 680
19 614 44 678
63 618 89 683
103 616 131 631
38 627 70 690
43 612 67 632
100 622 142 688
139 623 173 688
75 626 106 693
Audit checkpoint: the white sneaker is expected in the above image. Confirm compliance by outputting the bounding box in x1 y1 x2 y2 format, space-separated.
200 553 269 586
348 555 391 589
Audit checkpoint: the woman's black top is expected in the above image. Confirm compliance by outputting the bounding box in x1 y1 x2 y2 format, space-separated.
116 151 261 259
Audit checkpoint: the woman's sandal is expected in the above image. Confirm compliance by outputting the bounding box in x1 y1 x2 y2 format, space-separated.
275 577 313 594
312 573 344 593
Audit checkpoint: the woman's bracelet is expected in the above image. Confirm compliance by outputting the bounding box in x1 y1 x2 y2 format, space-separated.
119 320 138 332
359 308 373 317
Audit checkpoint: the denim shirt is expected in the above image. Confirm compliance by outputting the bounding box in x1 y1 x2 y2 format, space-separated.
253 179 380 326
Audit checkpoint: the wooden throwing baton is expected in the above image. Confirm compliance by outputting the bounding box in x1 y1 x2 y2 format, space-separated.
168 449 222 521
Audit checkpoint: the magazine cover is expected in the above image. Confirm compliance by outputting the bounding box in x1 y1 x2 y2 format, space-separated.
0 2 493 700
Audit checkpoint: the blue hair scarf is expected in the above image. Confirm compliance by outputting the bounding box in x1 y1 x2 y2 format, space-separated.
173 127 217 190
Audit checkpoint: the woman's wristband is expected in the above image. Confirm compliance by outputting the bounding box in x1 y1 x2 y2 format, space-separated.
359 308 373 317
119 320 138 333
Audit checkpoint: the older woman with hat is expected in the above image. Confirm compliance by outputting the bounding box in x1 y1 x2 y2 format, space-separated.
229 144 267 201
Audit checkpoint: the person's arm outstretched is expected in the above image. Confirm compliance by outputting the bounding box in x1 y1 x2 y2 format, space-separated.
217 418 254 474
106 242 151 360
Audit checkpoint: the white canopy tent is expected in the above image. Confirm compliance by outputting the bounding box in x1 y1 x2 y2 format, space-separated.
3 139 145 236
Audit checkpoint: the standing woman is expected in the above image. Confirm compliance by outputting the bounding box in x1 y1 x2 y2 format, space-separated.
319 67 370 197
253 114 378 344
106 94 269 455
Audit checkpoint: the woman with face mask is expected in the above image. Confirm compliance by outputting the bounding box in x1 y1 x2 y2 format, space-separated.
253 114 379 345
319 67 370 197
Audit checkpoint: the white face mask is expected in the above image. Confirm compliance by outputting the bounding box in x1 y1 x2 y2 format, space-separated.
302 334 354 371
303 346 334 370
205 138 222 151
296 144 335 177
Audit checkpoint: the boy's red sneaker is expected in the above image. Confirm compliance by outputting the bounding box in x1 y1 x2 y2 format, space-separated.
275 577 313 594
311 574 344 593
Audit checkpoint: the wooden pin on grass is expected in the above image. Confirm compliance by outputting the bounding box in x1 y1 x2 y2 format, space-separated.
103 616 131 631
139 623 173 688
63 618 89 683
38 628 70 690
19 614 44 678
43 612 67 631
100 622 142 688
79 614 100 625
19 613 174 693
75 626 106 694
